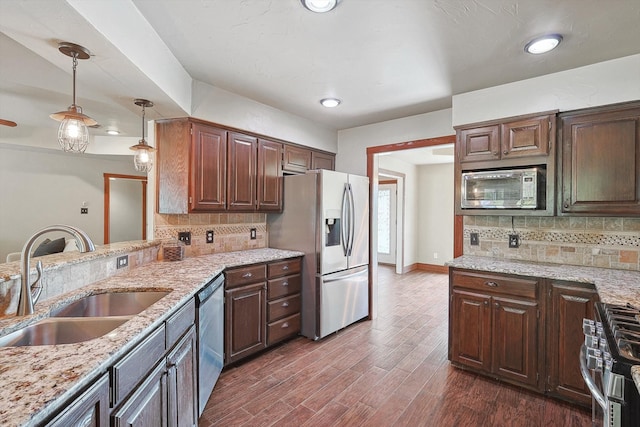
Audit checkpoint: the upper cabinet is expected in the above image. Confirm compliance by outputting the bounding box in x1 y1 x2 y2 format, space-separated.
282 144 335 174
156 118 283 214
454 111 557 216
558 101 640 216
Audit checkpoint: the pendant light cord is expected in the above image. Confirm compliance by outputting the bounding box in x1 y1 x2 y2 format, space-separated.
71 54 78 109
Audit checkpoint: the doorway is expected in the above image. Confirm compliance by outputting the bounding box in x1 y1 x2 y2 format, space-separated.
103 173 147 244
377 181 397 265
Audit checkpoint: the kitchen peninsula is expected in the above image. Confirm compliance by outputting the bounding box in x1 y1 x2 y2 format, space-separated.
0 245 302 427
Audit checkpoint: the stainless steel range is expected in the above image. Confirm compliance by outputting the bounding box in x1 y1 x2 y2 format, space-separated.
581 303 640 427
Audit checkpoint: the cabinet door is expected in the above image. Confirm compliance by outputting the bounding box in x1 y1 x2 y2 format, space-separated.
112 362 168 427
311 151 335 171
191 124 227 212
225 282 267 364
501 114 551 159
257 139 283 212
450 289 491 372
492 297 539 389
47 373 110 427
458 125 500 163
227 132 257 211
559 103 640 215
282 144 312 174
167 327 197 427
547 281 598 406
157 119 191 214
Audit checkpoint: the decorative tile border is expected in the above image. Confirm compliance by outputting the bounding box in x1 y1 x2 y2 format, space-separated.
464 215 640 271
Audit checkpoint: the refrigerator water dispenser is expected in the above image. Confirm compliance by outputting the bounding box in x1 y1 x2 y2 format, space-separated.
325 218 341 246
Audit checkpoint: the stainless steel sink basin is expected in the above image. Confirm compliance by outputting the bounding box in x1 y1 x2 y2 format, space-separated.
0 317 130 347
51 291 169 318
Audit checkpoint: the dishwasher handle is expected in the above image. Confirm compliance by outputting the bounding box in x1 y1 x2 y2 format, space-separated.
197 274 224 305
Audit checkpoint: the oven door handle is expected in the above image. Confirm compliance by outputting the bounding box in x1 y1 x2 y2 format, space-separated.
579 344 607 411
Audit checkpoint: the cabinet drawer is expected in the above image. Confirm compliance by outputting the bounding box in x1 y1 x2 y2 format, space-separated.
268 294 301 322
111 324 166 406
451 270 538 299
268 258 301 279
166 298 195 350
267 274 301 299
225 264 267 288
267 313 300 345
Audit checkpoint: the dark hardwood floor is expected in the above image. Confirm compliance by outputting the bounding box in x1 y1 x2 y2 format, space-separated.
200 266 592 426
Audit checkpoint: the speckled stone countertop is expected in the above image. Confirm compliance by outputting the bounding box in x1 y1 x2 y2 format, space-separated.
632 366 640 396
446 255 640 307
0 247 302 427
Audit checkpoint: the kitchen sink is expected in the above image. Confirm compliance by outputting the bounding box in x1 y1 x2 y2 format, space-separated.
0 317 130 347
51 291 169 318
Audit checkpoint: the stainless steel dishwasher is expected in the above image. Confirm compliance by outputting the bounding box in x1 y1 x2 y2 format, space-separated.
196 273 224 416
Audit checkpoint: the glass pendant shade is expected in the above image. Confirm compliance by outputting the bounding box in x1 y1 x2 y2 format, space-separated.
130 99 155 172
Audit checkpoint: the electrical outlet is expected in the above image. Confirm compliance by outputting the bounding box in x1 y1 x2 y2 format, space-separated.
206 230 214 243
250 228 257 240
178 231 191 245
116 255 129 269
433 252 438 259
470 232 479 246
80 207 88 214
509 234 520 248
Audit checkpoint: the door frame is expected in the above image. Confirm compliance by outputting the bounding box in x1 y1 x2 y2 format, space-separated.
103 173 148 244
378 171 405 273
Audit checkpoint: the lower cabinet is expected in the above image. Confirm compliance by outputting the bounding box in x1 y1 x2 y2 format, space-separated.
46 373 110 427
449 267 598 407
225 281 267 364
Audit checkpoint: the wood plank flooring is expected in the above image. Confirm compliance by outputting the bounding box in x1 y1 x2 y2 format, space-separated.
199 266 592 426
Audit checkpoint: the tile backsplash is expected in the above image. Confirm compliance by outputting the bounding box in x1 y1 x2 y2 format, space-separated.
464 216 640 271
154 213 267 258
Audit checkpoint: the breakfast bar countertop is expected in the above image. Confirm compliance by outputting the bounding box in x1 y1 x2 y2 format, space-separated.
0 247 303 427
446 255 640 308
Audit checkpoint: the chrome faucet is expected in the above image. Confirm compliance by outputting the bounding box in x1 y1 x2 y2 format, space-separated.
17 225 96 316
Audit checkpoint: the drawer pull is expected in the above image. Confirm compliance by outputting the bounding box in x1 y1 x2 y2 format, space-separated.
485 281 499 287
242 272 253 278
282 302 289 307
282 265 289 270
484 301 488 306
282 281 289 287
281 322 289 328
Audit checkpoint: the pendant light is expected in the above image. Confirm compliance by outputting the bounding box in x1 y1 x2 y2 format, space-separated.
129 99 155 172
50 42 97 153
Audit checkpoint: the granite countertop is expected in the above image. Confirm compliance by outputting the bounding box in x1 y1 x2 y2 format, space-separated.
0 247 303 427
446 255 640 308
632 366 640 396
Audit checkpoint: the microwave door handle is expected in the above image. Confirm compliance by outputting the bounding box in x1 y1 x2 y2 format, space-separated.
579 345 607 411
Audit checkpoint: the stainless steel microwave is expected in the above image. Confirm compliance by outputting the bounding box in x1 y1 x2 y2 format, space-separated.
461 168 545 209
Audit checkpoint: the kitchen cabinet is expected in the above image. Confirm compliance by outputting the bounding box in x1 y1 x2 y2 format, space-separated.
546 280 598 406
46 373 110 427
156 118 282 213
558 101 640 216
111 299 197 427
449 268 542 391
282 143 335 174
224 257 302 365
454 111 557 216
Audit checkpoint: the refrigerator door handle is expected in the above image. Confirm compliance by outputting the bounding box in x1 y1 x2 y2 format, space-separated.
322 267 368 283
348 183 355 256
341 184 349 257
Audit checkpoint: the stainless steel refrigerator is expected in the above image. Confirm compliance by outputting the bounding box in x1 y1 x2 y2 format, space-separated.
268 169 369 340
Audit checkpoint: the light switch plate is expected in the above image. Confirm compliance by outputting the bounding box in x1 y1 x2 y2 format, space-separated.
509 234 520 248
470 232 479 246
250 228 257 240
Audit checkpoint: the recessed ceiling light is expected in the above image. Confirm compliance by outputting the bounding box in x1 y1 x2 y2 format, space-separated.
301 0 339 13
106 129 120 135
524 34 563 54
320 98 341 108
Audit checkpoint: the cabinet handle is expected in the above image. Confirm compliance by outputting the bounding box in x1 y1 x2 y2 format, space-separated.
242 272 253 278
494 302 500 307
564 200 569 209
485 281 499 287
484 301 489 306
503 150 509 155
281 322 289 328
282 281 289 287
282 302 289 307
493 151 499 156
282 265 289 271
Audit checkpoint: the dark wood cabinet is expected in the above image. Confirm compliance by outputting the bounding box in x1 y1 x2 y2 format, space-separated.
546 280 598 406
224 257 302 365
166 327 198 427
257 139 283 211
282 143 335 174
449 269 542 391
458 125 500 163
311 150 335 171
191 123 227 212
558 101 640 215
111 361 167 427
46 373 110 427
227 132 257 211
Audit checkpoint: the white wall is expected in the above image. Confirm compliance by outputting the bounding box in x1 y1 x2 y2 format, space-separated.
336 108 453 175
0 143 143 262
110 178 143 243
453 54 640 126
191 80 337 153
417 163 454 266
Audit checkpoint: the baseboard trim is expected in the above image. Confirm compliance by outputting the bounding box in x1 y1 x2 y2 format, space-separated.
417 263 449 274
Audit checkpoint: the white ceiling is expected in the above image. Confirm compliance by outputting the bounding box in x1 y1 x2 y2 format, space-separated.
1 0 640 155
